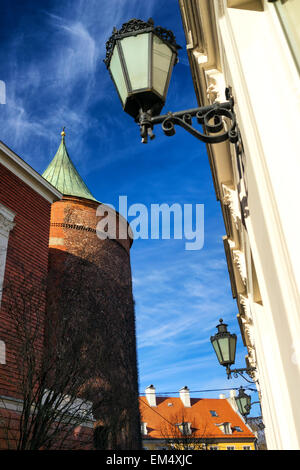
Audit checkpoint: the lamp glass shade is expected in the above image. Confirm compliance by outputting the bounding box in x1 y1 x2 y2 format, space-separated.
235 389 251 417
229 335 237 364
218 337 230 363
210 320 237 367
152 34 173 97
120 33 150 91
211 337 223 365
109 46 128 105
105 20 179 119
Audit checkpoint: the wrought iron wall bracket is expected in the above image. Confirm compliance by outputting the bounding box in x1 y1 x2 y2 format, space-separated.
138 88 239 144
244 401 264 427
226 366 256 383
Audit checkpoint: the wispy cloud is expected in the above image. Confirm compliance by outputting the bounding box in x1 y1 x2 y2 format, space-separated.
132 238 238 394
0 0 155 168
0 1 253 406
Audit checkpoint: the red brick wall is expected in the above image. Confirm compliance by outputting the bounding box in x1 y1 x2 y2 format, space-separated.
0 166 98 450
0 407 94 450
0 162 52 399
47 196 141 449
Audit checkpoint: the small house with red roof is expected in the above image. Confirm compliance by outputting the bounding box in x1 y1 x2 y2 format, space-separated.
139 385 256 450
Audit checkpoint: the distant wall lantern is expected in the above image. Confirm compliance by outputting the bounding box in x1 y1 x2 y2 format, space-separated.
104 18 240 145
211 319 256 382
235 387 252 418
235 387 264 426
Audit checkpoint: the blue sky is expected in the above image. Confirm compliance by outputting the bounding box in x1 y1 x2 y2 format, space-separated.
0 0 259 413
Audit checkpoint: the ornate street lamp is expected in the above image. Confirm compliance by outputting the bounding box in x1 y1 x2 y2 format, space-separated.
235 387 251 418
210 319 237 369
104 18 239 144
234 387 264 427
104 18 180 123
211 318 256 381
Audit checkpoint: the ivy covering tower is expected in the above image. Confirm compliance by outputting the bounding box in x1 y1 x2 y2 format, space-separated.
42 130 141 449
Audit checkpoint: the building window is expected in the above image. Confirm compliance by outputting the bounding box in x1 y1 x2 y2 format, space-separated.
0 203 15 306
210 410 218 417
273 0 300 73
217 422 232 434
176 422 192 435
234 426 243 432
224 423 231 434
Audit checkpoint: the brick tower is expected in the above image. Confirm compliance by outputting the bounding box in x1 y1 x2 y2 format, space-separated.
42 130 141 449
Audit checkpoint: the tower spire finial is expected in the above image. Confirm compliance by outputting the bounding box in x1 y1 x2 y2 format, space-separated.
42 131 97 202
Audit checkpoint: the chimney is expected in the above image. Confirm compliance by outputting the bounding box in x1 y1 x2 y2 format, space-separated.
227 389 238 413
179 386 191 407
145 385 156 407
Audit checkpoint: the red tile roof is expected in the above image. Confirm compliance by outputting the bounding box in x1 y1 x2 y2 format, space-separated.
139 396 255 440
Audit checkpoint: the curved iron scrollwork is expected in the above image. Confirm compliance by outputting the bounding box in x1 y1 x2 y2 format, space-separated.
153 25 180 50
119 18 153 35
226 365 256 384
161 106 238 144
244 401 264 427
138 89 239 145
104 18 181 68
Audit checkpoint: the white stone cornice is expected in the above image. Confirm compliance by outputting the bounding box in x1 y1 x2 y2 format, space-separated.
0 203 16 305
246 351 259 382
247 346 257 367
205 69 226 104
227 237 236 250
240 315 255 348
222 184 242 230
0 204 15 237
0 394 95 427
0 203 15 222
232 249 247 287
239 294 253 323
0 213 15 237
206 82 219 104
238 294 258 380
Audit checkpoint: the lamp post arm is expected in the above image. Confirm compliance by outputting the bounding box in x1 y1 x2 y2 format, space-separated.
226 366 256 383
244 401 264 427
138 90 239 144
150 101 232 124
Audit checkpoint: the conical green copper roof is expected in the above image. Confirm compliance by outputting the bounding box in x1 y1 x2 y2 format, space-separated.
42 132 97 202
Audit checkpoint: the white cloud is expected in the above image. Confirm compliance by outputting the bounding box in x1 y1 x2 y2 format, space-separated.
1 0 155 164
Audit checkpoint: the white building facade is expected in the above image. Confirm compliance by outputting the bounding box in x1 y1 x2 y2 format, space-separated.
178 0 300 450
